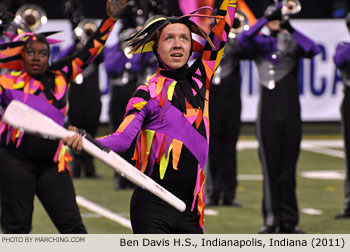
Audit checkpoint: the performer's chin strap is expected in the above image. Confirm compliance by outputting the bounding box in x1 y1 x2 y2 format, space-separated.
76 128 111 153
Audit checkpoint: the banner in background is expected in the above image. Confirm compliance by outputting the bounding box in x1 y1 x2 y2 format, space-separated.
38 19 348 123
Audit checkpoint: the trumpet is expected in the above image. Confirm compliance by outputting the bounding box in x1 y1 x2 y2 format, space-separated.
282 0 301 16
119 27 139 59
229 9 249 40
74 19 98 45
14 4 47 32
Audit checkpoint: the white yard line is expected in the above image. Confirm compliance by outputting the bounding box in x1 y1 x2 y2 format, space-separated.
237 140 258 150
301 208 323 215
205 209 219 216
238 139 345 158
238 174 263 180
76 195 132 230
301 170 345 180
301 140 343 148
301 146 345 158
301 141 344 158
238 139 344 150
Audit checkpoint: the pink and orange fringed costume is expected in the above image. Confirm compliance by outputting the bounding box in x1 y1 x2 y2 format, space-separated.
0 13 117 234
0 17 116 172
97 0 238 231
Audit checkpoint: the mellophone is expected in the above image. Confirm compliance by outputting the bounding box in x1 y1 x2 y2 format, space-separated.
3 100 186 212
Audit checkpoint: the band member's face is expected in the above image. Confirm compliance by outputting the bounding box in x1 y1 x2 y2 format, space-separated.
157 23 191 70
267 20 281 32
22 41 49 77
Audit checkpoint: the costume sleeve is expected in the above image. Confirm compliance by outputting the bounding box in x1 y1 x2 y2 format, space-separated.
293 28 321 58
334 42 350 68
56 43 76 59
97 85 151 153
52 16 116 82
232 38 253 60
104 43 128 75
201 0 238 88
237 17 276 56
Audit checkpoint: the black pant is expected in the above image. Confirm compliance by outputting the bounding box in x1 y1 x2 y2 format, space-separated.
130 188 203 234
0 149 87 234
70 152 97 178
109 84 137 188
340 86 350 213
256 71 301 229
68 80 101 178
208 71 241 204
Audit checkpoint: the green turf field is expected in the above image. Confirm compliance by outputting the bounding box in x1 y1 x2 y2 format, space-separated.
29 124 350 234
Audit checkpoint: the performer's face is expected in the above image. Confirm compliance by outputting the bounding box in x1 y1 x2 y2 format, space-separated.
22 41 49 77
156 23 191 70
267 20 281 32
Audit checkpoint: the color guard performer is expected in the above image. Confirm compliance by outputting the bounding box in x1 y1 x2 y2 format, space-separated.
0 0 126 233
64 0 239 233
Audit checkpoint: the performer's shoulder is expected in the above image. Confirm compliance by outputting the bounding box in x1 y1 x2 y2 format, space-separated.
136 84 151 94
335 41 350 50
338 41 350 46
131 84 151 101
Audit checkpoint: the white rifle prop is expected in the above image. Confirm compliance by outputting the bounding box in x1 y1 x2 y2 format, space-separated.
3 100 186 212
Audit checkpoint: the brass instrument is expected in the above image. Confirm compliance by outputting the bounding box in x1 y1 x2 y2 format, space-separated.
14 4 47 32
72 20 98 84
229 9 249 40
119 27 138 59
282 0 301 16
74 19 98 45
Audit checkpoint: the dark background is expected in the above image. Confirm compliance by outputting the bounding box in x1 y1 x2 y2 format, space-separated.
1 0 350 20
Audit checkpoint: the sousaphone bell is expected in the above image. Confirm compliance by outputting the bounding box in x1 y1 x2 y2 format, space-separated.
15 4 47 32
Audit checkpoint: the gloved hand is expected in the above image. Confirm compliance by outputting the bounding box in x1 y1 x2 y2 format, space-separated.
280 18 295 33
107 0 129 20
264 4 282 21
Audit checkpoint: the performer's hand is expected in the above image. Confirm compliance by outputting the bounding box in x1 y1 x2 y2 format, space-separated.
63 126 83 153
280 18 295 33
264 4 282 21
106 0 129 20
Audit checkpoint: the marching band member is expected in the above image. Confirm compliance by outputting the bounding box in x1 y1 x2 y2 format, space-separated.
238 2 320 234
207 0 255 207
334 12 350 220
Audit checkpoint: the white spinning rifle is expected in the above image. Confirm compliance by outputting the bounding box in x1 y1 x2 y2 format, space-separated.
3 100 186 212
